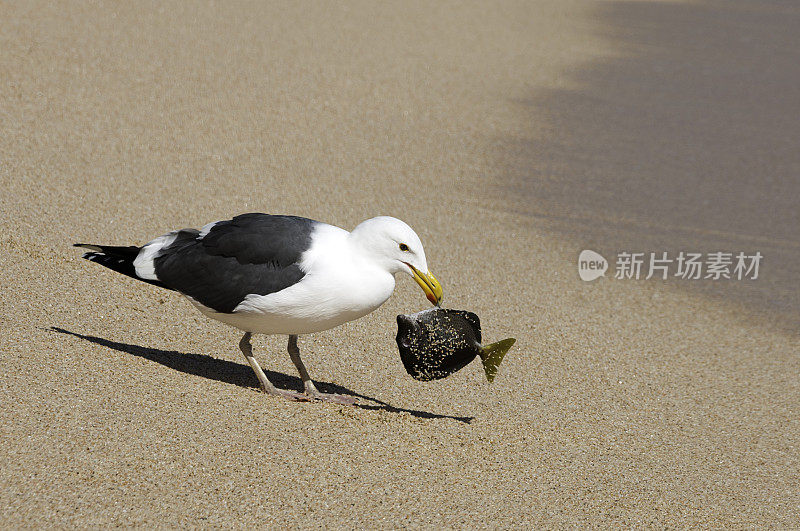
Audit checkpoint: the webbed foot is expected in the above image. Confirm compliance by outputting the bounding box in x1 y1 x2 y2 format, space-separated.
304 382 357 405
261 386 311 402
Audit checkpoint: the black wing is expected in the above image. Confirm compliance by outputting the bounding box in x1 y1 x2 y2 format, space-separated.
153 214 317 313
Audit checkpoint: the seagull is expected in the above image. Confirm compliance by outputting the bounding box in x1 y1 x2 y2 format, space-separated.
74 213 443 404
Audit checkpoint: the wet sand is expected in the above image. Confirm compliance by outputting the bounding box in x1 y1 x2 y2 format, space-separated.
2 1 798 527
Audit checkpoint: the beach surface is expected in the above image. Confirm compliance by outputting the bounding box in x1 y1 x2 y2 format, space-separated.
2 1 798 526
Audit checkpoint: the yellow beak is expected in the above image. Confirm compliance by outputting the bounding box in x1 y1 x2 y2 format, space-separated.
408 264 443 306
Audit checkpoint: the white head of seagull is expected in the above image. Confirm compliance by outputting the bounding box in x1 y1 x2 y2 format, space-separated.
349 216 443 306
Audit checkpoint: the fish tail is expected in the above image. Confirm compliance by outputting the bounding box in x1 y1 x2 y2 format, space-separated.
478 338 515 383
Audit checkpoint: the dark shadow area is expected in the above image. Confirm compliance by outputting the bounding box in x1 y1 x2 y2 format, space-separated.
50 327 473 424
494 1 800 332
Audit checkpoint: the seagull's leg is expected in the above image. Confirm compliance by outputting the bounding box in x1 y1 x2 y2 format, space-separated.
287 335 356 405
239 332 308 401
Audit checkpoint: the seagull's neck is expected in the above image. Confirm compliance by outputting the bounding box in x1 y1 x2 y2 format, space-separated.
346 229 399 275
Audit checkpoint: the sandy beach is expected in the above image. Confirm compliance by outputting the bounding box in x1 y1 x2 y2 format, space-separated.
2 1 798 526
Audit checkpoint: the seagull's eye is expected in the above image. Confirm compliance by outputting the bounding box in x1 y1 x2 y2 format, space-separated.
399 243 409 252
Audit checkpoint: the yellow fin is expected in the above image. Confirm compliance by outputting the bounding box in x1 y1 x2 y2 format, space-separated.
478 338 515 383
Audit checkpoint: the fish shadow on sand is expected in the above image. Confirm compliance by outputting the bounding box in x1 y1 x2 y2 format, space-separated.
50 327 473 424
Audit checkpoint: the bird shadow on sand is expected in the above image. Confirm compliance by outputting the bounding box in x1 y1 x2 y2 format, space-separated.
50 327 473 424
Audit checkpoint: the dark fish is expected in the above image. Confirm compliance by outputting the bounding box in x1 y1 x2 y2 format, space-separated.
395 308 515 382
